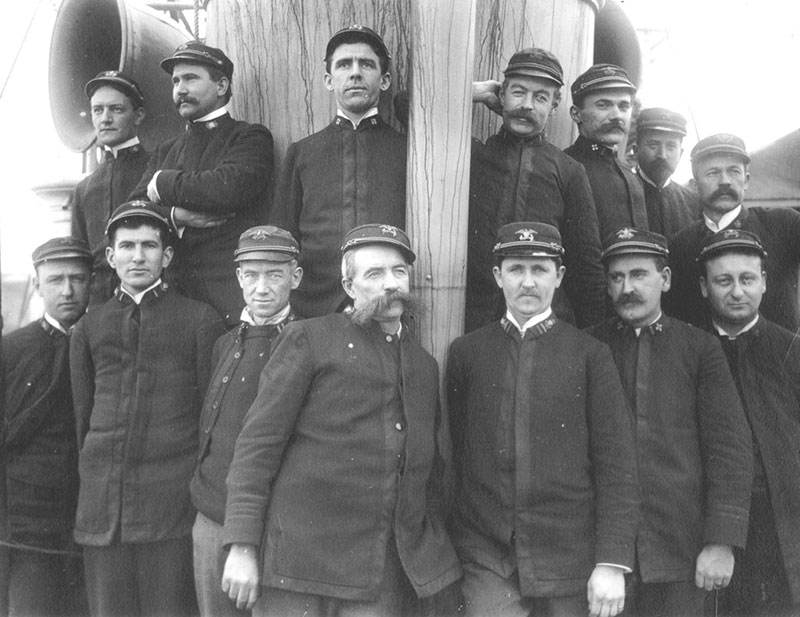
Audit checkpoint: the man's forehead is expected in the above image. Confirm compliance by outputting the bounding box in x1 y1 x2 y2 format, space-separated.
330 42 380 60
171 62 214 78
640 130 682 145
706 252 763 271
607 254 662 271
37 259 91 275
696 153 747 170
90 85 133 106
505 75 558 92
582 88 632 104
353 244 407 266
501 256 557 268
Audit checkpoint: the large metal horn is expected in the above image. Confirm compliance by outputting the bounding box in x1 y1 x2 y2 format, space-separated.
595 0 642 87
49 0 190 152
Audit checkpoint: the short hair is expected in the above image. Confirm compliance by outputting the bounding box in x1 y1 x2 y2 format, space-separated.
493 254 563 269
325 36 390 75
108 217 172 248
700 247 766 277
206 65 233 104
341 249 356 282
501 77 562 107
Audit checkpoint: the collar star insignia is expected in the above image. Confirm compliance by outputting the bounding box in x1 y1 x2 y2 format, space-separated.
516 228 538 242
617 228 635 240
380 225 398 236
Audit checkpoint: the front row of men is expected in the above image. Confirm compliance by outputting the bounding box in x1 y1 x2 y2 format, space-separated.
3 203 799 617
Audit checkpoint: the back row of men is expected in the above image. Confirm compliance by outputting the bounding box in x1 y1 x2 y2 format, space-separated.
3 22 800 617
67 26 800 335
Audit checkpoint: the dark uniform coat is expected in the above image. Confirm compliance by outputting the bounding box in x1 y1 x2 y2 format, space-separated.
223 313 461 601
190 314 297 525
271 116 406 318
564 135 648 240
467 130 605 330
714 316 800 602
587 315 753 583
70 144 149 304
3 319 78 549
70 285 224 546
130 114 274 325
667 206 800 332
636 173 701 238
446 317 639 597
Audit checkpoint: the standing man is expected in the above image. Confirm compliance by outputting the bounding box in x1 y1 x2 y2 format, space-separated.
667 133 800 331
190 225 302 617
272 26 406 318
466 48 605 331
699 229 800 616
564 64 648 240
448 222 639 617
632 107 701 237
2 238 92 616
587 228 753 617
131 41 274 326
221 224 461 616
71 71 149 305
70 201 224 617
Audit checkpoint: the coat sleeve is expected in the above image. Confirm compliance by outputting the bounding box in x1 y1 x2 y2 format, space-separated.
222 322 315 547
269 140 303 239
155 125 274 215
585 340 640 568
561 163 606 327
70 319 96 449
194 308 226 413
445 339 468 482
696 335 753 548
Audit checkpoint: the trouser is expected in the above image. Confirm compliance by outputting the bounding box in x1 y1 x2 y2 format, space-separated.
622 575 708 617
460 561 586 617
3 547 87 617
83 535 197 617
192 511 250 617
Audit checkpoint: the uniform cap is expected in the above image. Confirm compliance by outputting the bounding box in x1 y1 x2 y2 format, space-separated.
85 70 144 108
698 229 767 263
503 48 564 86
325 25 390 63
32 236 92 267
636 107 687 136
341 224 415 264
105 200 171 236
690 133 750 165
602 228 668 261
160 41 234 80
234 226 300 262
493 222 565 258
571 63 636 102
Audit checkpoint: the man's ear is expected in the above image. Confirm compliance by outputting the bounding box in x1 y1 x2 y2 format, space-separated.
699 275 708 299
569 105 581 124
342 277 355 299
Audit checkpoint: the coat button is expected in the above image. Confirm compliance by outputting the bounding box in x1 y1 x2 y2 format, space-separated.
395 422 403 431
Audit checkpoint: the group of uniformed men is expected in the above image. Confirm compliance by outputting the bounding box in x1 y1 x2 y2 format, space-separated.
2 22 799 617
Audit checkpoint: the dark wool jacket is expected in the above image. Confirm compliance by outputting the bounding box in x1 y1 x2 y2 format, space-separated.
447 318 639 597
130 114 274 325
223 313 461 601
467 130 605 331
713 316 800 602
271 116 406 317
190 313 297 525
70 144 149 305
564 135 648 240
70 285 224 546
637 173 702 239
2 319 78 549
667 206 800 332
587 316 753 583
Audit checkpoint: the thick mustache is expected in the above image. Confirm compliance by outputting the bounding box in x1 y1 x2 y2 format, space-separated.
711 187 739 200
175 96 198 108
615 292 644 306
507 110 538 122
601 119 626 132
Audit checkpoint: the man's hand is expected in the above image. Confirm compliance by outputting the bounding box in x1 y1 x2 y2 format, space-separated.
221 543 260 610
695 543 734 591
471 80 503 116
173 207 233 228
587 565 626 617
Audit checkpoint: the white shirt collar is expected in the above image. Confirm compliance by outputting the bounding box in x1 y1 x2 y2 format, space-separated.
336 107 379 128
44 312 69 334
193 106 229 123
505 307 553 338
120 279 162 305
704 205 743 232
240 303 291 326
713 314 759 339
104 136 140 159
636 166 671 189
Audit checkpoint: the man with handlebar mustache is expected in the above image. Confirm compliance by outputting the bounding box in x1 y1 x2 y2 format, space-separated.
587 227 753 617
665 133 800 332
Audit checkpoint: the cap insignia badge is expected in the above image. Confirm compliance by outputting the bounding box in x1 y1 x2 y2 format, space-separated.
516 229 537 242
723 229 740 238
603 67 616 76
617 228 635 240
380 225 397 236
248 229 271 240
